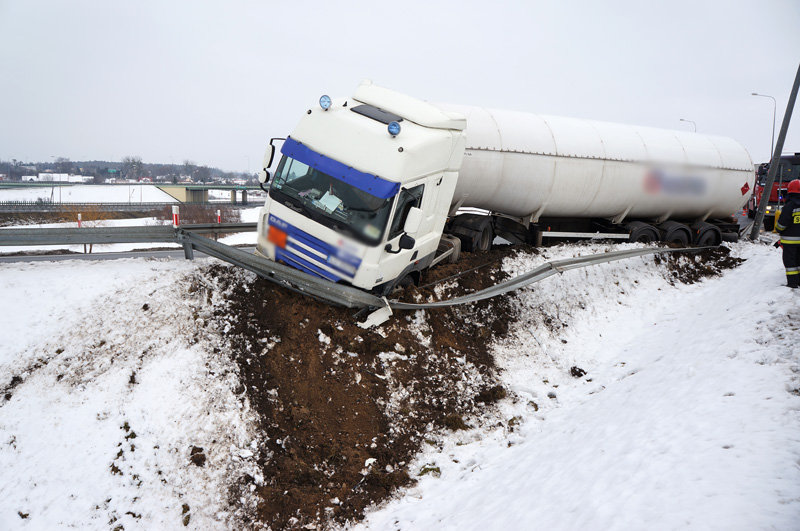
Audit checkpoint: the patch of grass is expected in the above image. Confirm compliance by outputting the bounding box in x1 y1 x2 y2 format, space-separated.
417 464 441 478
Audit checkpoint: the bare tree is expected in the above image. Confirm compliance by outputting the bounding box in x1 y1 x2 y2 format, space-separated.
182 160 196 181
55 157 72 174
121 156 144 180
195 165 211 183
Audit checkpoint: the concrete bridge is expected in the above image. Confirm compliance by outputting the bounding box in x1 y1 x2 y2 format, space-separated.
156 185 259 205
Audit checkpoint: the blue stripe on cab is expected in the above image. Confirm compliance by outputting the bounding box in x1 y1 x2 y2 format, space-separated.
276 248 342 282
281 137 400 199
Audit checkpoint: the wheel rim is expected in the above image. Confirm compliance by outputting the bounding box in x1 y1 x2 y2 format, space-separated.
478 227 492 251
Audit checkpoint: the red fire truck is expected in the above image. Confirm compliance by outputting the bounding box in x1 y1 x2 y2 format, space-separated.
748 153 800 230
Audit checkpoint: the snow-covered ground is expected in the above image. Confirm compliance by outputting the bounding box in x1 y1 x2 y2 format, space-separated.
1 240 798 529
0 207 261 254
356 242 800 530
0 259 262 529
0 184 177 203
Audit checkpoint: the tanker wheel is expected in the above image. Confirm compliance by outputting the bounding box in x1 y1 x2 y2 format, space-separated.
667 230 689 246
696 230 720 246
692 222 721 246
658 221 691 246
476 225 493 251
763 217 775 231
627 222 659 243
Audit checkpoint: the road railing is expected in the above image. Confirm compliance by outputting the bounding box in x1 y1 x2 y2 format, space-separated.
0 223 257 246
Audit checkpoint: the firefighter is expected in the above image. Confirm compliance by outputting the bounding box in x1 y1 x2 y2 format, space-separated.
775 178 800 288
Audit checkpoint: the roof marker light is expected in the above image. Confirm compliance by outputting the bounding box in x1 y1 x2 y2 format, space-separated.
388 121 401 136
319 95 332 110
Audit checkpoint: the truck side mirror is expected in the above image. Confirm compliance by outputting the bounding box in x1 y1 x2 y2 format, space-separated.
384 233 416 254
263 144 275 170
258 169 270 192
399 233 415 250
403 206 422 234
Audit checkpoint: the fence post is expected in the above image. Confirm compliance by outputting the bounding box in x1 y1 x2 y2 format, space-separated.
78 213 86 253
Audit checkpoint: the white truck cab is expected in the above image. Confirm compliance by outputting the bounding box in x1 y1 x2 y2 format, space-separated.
256 81 467 293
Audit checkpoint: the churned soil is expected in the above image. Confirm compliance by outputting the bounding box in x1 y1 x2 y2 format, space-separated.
656 246 746 285
201 242 744 529
206 245 521 530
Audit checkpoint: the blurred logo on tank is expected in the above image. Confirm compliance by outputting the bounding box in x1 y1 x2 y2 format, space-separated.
643 170 706 196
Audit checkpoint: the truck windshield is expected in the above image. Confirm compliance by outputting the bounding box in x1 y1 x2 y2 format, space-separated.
269 155 393 246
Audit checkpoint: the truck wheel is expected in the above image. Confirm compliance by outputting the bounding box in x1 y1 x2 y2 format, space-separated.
476 225 493 251
658 221 691 246
449 214 492 252
626 221 659 243
763 217 775 231
691 222 721 246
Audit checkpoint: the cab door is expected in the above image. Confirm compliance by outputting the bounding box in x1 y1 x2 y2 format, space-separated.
379 181 426 284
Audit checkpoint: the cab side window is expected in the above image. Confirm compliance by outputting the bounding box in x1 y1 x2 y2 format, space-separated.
389 184 424 239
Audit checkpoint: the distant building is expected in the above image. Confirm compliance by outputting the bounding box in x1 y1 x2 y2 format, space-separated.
35 173 92 183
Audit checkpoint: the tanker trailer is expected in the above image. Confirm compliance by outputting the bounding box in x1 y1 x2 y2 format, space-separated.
256 81 753 294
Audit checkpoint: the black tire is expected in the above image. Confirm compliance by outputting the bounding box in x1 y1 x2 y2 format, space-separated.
450 214 492 252
658 221 691 246
476 224 493 251
626 221 659 243
763 216 775 231
691 222 721 246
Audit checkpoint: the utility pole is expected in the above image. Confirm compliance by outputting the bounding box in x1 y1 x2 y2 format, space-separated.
749 63 800 240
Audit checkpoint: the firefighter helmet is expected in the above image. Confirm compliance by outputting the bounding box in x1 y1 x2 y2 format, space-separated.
789 179 800 194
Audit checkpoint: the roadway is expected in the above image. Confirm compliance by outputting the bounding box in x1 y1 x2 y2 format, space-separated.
0 247 256 264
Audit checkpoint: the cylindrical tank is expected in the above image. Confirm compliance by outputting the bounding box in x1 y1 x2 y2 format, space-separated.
437 104 753 221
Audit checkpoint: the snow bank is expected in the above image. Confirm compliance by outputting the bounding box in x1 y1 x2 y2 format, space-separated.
356 242 800 530
0 260 260 529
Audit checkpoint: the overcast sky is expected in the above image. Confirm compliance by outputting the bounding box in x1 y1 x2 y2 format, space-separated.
1 0 798 172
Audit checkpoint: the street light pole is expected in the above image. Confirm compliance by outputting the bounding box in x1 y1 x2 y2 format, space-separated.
751 92 777 159
749 65 800 240
679 118 696 132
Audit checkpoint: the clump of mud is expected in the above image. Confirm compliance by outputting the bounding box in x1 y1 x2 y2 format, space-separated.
205 245 520 530
655 246 745 285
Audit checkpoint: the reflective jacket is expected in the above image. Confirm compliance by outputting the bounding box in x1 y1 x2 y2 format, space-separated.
776 193 800 244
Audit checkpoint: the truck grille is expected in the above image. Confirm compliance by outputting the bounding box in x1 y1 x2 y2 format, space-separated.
268 215 361 282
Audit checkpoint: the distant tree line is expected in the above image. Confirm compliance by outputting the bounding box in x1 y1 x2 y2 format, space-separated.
0 156 258 185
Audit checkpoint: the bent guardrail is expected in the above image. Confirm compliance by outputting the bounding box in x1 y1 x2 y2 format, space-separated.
0 222 710 327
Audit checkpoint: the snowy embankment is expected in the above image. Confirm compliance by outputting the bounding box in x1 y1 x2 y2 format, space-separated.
356 242 800 530
0 241 798 529
0 259 262 529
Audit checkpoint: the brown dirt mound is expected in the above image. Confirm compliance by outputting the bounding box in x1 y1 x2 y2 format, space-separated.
204 246 520 529
655 246 745 285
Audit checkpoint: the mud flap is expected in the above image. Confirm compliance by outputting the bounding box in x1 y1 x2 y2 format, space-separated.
357 297 393 329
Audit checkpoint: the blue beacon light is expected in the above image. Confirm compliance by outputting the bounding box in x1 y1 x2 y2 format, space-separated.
388 121 401 136
319 95 332 110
